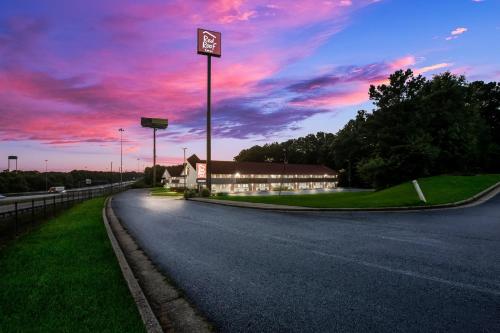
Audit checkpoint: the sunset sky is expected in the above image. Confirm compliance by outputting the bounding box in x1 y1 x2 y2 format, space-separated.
1 0 499 171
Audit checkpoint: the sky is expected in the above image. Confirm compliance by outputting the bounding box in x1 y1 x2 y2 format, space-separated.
1 0 499 172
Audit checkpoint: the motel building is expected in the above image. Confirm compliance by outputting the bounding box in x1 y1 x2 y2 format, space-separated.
162 154 338 193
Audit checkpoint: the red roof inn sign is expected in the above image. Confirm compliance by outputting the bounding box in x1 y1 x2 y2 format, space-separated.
197 28 221 192
197 29 221 57
196 163 207 178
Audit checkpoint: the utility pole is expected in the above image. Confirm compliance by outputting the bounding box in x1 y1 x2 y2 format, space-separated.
119 128 125 186
137 158 140 174
182 147 187 189
44 159 48 191
110 161 113 184
153 128 157 187
279 148 287 196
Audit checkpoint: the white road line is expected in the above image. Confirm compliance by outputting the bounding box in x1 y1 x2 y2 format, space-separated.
311 249 500 296
270 236 500 296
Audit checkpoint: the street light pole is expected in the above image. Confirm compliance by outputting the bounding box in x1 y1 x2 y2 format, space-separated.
182 147 187 189
119 128 125 186
44 159 48 191
153 128 157 187
279 148 287 196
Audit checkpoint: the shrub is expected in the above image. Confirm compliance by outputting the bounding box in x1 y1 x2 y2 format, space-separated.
216 192 229 197
201 188 210 197
183 189 196 199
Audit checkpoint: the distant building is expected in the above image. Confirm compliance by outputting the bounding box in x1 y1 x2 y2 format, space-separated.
162 154 338 193
162 164 186 189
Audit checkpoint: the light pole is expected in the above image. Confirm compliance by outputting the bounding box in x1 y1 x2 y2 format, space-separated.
182 147 187 189
279 148 287 196
118 128 125 186
137 158 140 174
44 159 48 191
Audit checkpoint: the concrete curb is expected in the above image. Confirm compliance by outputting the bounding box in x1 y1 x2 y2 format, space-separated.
102 197 163 333
105 196 213 333
188 181 500 212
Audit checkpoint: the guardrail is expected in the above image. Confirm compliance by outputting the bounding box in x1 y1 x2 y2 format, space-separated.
0 181 134 237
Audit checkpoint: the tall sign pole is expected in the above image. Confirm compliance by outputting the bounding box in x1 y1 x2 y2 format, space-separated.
119 128 125 186
197 28 221 194
207 54 212 193
141 117 168 188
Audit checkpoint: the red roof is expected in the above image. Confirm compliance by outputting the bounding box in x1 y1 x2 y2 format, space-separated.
186 154 336 175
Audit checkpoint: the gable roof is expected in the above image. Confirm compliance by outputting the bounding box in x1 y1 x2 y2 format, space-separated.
165 164 184 177
187 154 201 168
186 154 336 176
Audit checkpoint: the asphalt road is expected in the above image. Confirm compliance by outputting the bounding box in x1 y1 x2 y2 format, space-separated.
112 189 500 332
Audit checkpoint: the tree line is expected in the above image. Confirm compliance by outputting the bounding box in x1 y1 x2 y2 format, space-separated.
0 170 141 194
234 70 500 188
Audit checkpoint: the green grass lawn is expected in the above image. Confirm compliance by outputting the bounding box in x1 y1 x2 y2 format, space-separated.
0 198 146 332
216 174 500 208
151 187 183 196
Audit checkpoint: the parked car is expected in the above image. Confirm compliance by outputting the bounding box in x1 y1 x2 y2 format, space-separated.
0 194 5 199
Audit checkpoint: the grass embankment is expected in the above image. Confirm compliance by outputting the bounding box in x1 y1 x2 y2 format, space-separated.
151 187 183 196
0 198 145 332
216 175 500 208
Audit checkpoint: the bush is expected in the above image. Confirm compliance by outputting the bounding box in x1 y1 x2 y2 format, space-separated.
216 192 229 197
183 189 196 199
201 188 210 197
131 180 148 188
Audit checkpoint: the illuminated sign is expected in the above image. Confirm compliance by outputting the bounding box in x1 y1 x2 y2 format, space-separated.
196 163 207 179
197 29 221 57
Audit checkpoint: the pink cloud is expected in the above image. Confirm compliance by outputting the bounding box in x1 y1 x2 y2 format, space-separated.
415 62 452 75
389 56 416 70
291 89 368 108
2 1 376 147
446 27 468 40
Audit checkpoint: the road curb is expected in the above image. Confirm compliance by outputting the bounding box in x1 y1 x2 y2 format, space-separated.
187 181 500 212
102 197 163 333
105 196 213 333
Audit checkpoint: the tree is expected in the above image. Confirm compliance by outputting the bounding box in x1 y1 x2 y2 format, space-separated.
144 165 167 186
467 81 500 171
332 110 371 187
233 69 499 189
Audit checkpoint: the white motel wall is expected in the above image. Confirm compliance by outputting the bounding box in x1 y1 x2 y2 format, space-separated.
162 154 338 193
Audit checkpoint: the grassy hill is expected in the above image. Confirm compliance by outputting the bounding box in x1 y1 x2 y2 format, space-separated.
0 198 146 332
216 175 500 208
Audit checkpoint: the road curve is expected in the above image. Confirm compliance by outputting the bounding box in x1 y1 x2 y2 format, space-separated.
112 189 500 333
